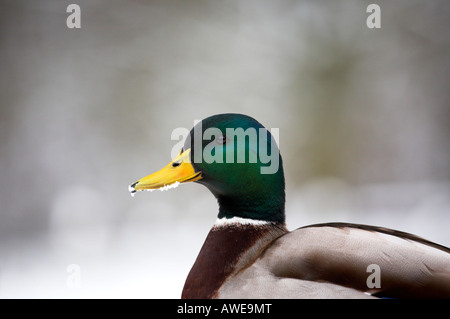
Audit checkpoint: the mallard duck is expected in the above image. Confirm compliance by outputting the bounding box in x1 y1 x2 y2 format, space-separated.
129 113 450 298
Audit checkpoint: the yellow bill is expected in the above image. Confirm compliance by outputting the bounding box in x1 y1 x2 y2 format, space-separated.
129 148 202 196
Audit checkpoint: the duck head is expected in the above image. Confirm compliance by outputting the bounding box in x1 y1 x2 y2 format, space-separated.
130 113 285 223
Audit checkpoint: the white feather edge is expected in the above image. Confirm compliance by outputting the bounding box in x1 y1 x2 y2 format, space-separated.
214 216 272 227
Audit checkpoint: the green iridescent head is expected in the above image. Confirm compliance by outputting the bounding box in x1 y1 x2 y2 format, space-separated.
130 113 285 223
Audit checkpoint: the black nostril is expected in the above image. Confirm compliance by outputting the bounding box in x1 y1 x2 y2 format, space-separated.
172 161 181 167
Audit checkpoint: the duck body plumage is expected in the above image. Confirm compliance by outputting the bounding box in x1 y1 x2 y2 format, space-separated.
184 220 450 299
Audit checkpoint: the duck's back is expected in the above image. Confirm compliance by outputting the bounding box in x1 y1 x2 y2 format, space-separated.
217 223 450 298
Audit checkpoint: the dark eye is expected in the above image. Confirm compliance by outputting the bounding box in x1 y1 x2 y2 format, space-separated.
216 134 226 145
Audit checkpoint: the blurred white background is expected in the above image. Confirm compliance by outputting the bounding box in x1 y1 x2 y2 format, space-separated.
0 0 449 298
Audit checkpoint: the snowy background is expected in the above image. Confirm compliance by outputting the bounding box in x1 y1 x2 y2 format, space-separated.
1 0 449 298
